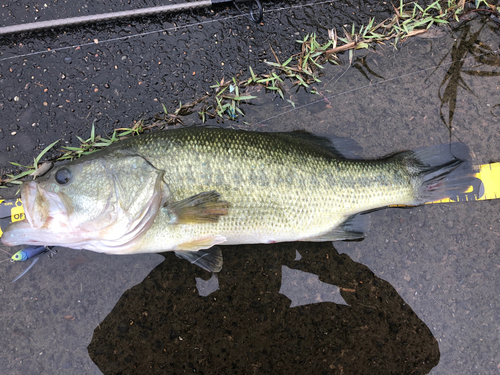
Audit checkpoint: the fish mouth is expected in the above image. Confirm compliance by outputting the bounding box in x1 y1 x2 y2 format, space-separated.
1 182 72 247
1 220 35 246
23 181 70 230
2 174 163 252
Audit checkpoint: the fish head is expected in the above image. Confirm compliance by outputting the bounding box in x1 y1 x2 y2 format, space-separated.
2 154 168 251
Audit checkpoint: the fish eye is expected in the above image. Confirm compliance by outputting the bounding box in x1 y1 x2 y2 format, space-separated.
11 252 22 261
55 168 72 185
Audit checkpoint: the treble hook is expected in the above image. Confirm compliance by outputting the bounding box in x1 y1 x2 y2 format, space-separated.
233 0 263 23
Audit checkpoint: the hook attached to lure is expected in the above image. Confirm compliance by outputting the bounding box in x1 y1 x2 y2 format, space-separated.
11 246 56 283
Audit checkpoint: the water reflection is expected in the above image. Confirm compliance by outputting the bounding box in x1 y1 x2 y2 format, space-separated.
352 55 385 82
279 264 348 307
433 21 500 131
88 242 439 374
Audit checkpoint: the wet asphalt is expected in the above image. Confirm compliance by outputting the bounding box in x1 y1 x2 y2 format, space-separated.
1 1 500 374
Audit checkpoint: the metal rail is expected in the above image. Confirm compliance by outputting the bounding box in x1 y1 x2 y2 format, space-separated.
0 0 262 36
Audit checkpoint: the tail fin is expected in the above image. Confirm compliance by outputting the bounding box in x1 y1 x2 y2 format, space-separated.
403 143 476 205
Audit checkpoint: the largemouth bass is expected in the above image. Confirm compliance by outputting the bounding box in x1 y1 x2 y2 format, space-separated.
1 128 474 272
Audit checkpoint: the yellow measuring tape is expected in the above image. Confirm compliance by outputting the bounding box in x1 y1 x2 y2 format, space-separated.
0 198 25 237
428 162 500 203
0 163 499 237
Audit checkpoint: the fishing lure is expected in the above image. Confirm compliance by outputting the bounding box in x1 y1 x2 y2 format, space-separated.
227 107 238 119
11 246 56 282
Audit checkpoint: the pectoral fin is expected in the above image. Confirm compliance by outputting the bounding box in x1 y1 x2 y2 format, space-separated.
175 246 223 273
164 191 230 224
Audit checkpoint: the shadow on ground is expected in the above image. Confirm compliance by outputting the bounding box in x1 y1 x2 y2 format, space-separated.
88 242 439 374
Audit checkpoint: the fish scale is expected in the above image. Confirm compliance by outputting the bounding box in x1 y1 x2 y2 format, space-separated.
116 129 424 249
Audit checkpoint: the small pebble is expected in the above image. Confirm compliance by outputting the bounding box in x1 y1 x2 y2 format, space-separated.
64 56 72 64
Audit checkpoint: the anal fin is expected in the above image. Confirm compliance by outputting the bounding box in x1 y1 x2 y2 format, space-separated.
302 213 370 242
175 247 223 273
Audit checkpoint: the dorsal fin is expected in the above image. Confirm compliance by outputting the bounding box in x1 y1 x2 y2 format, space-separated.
273 130 363 160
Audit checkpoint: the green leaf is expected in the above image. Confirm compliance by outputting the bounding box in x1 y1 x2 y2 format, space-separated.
249 66 257 81
8 170 35 180
272 72 284 82
90 122 96 143
282 56 293 67
310 59 324 69
366 17 375 32
81 150 99 155
117 129 134 137
91 142 112 147
257 77 273 84
296 75 309 87
34 139 60 166
210 81 222 89
216 86 228 96
9 162 31 168
232 95 257 101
